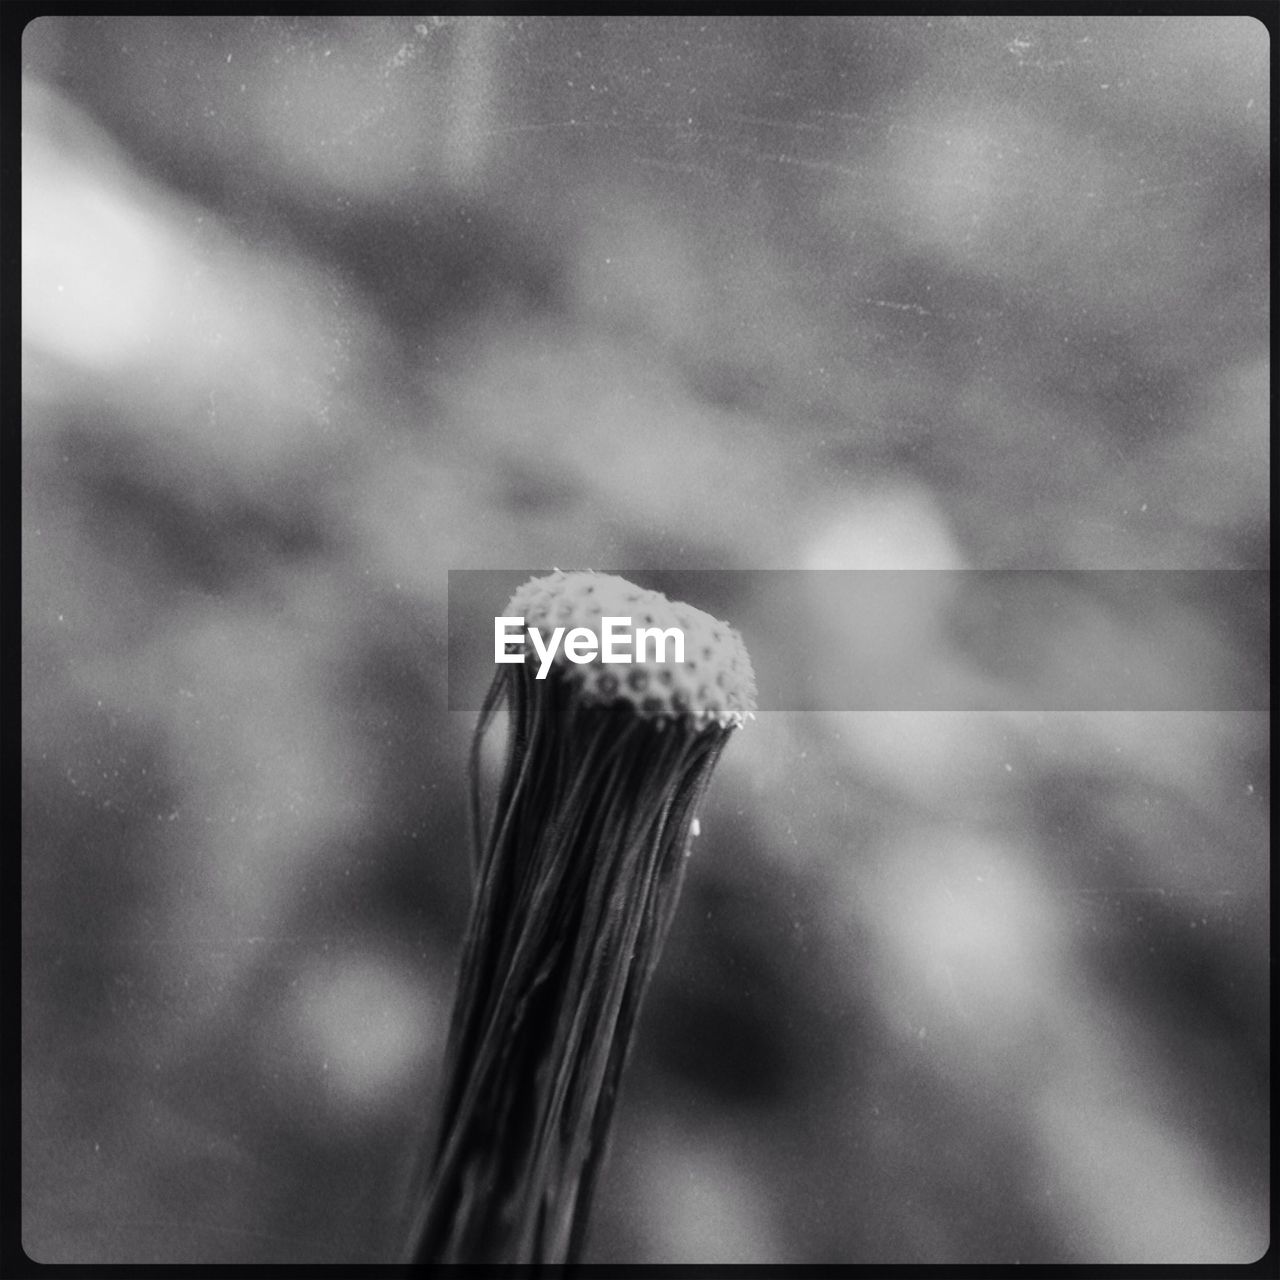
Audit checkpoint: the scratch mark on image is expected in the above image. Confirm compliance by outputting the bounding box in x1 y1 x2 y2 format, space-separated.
861 298 939 319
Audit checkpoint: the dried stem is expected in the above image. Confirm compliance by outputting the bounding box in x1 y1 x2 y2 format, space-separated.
409 661 730 1264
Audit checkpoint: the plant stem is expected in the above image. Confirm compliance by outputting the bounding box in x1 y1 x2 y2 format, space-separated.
409 663 729 1264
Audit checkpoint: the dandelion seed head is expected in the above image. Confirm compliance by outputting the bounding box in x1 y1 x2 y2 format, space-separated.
506 570 756 728
416 571 753 1263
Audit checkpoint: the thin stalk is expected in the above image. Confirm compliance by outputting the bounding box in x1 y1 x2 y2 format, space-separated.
407 572 753 1265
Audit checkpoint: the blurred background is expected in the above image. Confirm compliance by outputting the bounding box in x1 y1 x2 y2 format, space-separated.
20 15 1268 1265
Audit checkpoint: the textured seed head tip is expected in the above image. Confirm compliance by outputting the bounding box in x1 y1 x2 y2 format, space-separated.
506 570 756 728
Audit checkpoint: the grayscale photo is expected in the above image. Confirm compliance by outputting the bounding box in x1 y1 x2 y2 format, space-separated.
18 14 1270 1267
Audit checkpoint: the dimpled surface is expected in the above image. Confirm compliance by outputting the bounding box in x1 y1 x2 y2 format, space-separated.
505 571 756 728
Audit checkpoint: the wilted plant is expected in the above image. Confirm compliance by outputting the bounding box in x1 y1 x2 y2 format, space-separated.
409 570 755 1264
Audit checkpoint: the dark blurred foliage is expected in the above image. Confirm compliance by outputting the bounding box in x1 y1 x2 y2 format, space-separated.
20 15 1268 1264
